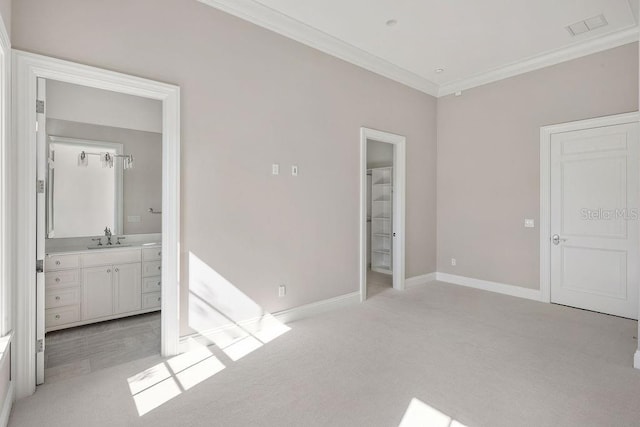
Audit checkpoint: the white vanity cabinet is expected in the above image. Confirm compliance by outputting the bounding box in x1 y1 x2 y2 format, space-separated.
45 245 160 332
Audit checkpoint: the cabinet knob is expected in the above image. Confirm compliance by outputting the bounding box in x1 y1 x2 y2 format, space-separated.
55 314 60 319
55 277 60 283
157 282 161 287
158 252 161 256
55 261 61 266
157 266 161 271
157 297 161 302
55 296 60 301
115 268 119 273
107 269 111 273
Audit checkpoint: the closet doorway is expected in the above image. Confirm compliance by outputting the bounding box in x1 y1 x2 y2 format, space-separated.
359 128 406 301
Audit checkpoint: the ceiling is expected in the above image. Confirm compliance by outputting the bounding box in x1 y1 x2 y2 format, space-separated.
200 0 639 97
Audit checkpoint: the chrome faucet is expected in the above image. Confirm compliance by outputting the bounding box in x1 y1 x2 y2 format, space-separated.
104 227 113 245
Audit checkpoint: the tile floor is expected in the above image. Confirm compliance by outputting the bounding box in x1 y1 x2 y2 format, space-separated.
44 312 161 383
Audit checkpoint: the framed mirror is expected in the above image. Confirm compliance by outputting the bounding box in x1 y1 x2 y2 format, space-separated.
47 136 124 238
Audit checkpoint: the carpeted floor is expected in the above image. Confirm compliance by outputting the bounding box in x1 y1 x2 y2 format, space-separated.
9 281 640 427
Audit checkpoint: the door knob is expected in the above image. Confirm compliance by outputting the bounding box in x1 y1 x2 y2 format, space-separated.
552 234 568 245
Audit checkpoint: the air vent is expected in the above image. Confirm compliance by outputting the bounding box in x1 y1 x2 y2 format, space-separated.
567 14 608 36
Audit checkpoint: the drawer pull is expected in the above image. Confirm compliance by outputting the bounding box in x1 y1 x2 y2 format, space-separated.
55 314 60 319
157 282 161 287
55 296 61 301
157 297 161 302
107 269 111 273
157 266 161 271
55 261 61 266
158 252 161 256
115 268 119 273
55 277 60 283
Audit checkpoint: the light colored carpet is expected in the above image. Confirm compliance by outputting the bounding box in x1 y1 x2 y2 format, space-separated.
9 281 640 427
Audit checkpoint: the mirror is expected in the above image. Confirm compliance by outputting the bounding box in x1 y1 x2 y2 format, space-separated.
44 79 163 240
47 136 124 238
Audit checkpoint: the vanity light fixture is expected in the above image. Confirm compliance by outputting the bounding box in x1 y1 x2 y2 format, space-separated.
77 150 135 169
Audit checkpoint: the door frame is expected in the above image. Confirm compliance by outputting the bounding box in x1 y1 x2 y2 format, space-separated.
359 127 406 301
13 50 181 398
539 111 640 304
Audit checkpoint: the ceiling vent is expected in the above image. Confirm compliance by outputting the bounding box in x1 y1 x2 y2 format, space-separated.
566 14 608 36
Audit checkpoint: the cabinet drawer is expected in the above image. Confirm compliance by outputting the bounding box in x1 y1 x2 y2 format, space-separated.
45 254 80 271
142 292 161 309
46 287 81 309
142 276 162 293
143 261 162 277
45 269 80 289
83 249 141 267
46 305 81 327
142 247 162 262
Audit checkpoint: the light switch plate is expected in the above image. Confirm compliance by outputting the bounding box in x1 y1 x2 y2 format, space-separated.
272 164 280 175
524 219 535 228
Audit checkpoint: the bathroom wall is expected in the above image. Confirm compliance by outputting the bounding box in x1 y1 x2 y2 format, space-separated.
47 119 162 235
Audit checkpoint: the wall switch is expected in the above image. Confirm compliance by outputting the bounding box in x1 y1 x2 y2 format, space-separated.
272 164 280 175
127 215 141 223
524 219 535 228
278 284 286 298
291 165 298 176
451 258 457 266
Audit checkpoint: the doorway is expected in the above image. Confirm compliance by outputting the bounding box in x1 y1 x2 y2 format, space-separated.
359 128 406 301
540 112 640 320
14 51 180 398
37 78 164 384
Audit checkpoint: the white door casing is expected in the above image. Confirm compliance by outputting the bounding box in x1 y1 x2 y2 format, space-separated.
13 51 181 398
547 119 639 319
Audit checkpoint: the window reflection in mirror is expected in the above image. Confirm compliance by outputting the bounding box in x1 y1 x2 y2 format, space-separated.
47 136 123 238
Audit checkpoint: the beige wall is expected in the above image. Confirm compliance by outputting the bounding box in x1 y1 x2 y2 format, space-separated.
367 140 393 169
0 0 9 36
46 119 162 235
12 0 438 335
437 43 639 289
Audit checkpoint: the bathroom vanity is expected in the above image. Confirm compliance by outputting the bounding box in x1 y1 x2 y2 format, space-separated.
44 243 162 332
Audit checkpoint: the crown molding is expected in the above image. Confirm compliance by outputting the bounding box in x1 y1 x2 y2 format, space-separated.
438 26 640 97
199 0 639 99
198 0 440 97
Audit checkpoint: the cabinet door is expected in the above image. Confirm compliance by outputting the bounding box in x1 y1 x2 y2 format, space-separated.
113 263 142 315
82 266 114 320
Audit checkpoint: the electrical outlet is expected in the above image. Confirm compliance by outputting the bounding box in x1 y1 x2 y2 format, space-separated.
272 164 280 175
278 284 286 298
524 219 535 228
291 165 298 176
451 258 457 267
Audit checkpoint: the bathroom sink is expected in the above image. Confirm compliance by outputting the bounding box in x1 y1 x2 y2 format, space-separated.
87 244 132 250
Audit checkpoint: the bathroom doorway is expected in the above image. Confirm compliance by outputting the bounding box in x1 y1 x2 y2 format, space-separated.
14 51 180 398
359 128 406 301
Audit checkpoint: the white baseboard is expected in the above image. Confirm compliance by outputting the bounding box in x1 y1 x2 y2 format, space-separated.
179 291 360 351
436 272 543 302
405 273 437 288
0 381 13 427
635 350 640 370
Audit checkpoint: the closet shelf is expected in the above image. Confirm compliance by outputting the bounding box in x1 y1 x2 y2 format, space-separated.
372 249 391 255
372 217 391 220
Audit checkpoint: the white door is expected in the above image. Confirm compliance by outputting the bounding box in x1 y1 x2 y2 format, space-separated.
551 122 639 319
35 78 47 385
82 266 114 319
113 263 141 314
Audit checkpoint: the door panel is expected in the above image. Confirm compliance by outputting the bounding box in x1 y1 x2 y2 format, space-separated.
551 123 639 319
82 266 114 319
114 263 141 314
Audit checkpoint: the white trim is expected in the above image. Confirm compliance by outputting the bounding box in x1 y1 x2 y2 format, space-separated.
13 50 181 399
436 273 543 302
360 128 407 302
197 0 438 96
438 27 639 96
179 291 360 352
0 381 13 427
405 273 437 288
634 350 640 370
198 0 638 98
539 112 640 305
0 0 10 341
